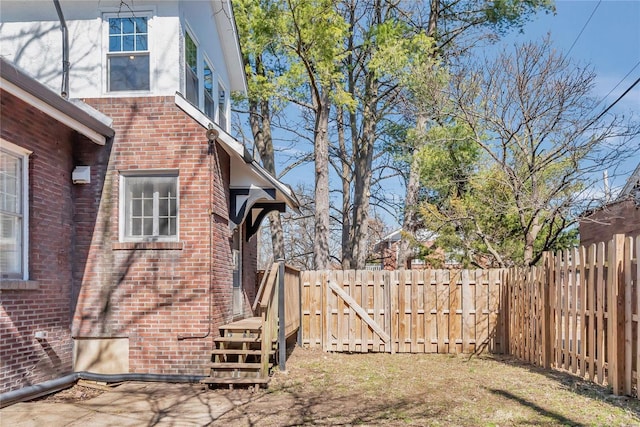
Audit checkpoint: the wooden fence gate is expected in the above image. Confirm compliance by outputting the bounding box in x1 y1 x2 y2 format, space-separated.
301 269 507 354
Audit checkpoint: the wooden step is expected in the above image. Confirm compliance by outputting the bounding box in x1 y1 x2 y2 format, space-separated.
211 349 267 356
214 336 260 343
219 317 262 332
201 377 270 385
210 362 262 369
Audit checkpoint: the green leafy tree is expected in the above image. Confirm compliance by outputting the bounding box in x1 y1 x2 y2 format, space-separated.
424 38 638 266
395 0 556 268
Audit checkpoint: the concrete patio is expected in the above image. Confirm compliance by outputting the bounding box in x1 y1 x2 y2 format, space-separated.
0 382 252 426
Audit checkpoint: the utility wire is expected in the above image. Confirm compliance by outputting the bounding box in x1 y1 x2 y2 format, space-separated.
565 0 602 58
592 61 640 111
585 76 640 129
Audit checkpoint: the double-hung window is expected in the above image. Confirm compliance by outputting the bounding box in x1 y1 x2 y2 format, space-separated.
218 82 227 130
107 16 150 91
203 62 215 119
0 141 30 280
120 172 178 242
185 32 198 106
183 27 228 128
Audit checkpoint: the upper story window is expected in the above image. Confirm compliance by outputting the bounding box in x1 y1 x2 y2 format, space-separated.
185 32 198 105
107 16 150 92
218 82 227 130
204 62 215 119
120 172 179 242
183 26 229 130
0 140 30 280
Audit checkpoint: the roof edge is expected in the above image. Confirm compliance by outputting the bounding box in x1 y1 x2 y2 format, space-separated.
0 57 114 144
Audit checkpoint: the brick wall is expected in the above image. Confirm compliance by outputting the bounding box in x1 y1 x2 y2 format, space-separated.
0 90 79 392
579 199 640 247
73 96 242 375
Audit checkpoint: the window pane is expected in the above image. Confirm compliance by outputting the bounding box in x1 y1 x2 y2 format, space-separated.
159 197 168 216
143 217 153 236
132 198 142 216
143 198 153 216
109 35 121 52
159 217 169 236
109 18 121 35
0 150 21 213
123 35 134 51
135 17 147 33
186 70 198 105
204 64 213 93
0 212 22 278
108 17 147 53
122 18 134 34
204 93 215 119
185 33 197 69
132 218 142 236
136 35 147 51
108 54 150 91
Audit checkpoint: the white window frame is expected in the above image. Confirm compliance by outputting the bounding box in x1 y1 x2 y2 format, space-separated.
183 22 228 130
102 10 154 95
217 80 228 131
184 28 200 107
0 139 31 281
119 170 179 243
203 56 216 121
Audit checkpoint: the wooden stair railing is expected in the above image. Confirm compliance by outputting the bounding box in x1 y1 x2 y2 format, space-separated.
202 261 300 388
255 262 280 379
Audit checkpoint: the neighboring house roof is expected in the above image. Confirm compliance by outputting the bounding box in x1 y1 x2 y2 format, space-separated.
376 229 436 246
0 57 114 145
618 162 640 201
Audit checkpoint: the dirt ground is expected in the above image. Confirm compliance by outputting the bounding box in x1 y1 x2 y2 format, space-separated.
38 347 640 426
217 347 640 426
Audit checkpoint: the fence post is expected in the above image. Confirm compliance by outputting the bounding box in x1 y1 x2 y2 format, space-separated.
277 259 286 371
541 253 552 369
608 234 625 395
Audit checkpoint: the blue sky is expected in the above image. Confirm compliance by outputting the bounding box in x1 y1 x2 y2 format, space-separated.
500 0 640 187
268 0 640 227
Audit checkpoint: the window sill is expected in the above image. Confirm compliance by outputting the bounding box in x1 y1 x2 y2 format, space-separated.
0 280 40 291
113 241 183 250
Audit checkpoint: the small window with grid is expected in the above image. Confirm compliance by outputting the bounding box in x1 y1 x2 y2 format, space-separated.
121 173 178 241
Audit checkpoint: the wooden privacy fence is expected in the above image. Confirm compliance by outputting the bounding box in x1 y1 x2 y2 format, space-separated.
299 234 639 397
300 268 507 354
508 234 639 396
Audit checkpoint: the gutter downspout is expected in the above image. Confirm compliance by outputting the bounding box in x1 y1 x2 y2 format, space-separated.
177 128 218 340
52 0 69 98
0 372 205 409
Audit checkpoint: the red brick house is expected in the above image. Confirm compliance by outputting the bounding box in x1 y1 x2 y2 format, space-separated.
0 0 297 395
579 164 640 247
1 57 115 394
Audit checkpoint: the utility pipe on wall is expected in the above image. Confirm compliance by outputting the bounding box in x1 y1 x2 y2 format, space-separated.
52 0 69 98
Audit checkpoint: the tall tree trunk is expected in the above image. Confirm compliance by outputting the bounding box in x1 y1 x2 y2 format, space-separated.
397 153 421 269
314 91 331 270
247 61 284 260
337 106 353 269
397 1 439 269
349 88 376 269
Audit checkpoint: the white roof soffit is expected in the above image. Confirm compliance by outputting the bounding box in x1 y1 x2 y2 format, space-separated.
211 0 248 94
175 94 299 210
0 57 114 145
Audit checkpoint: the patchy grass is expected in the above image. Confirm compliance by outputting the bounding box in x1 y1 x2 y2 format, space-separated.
217 347 640 426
